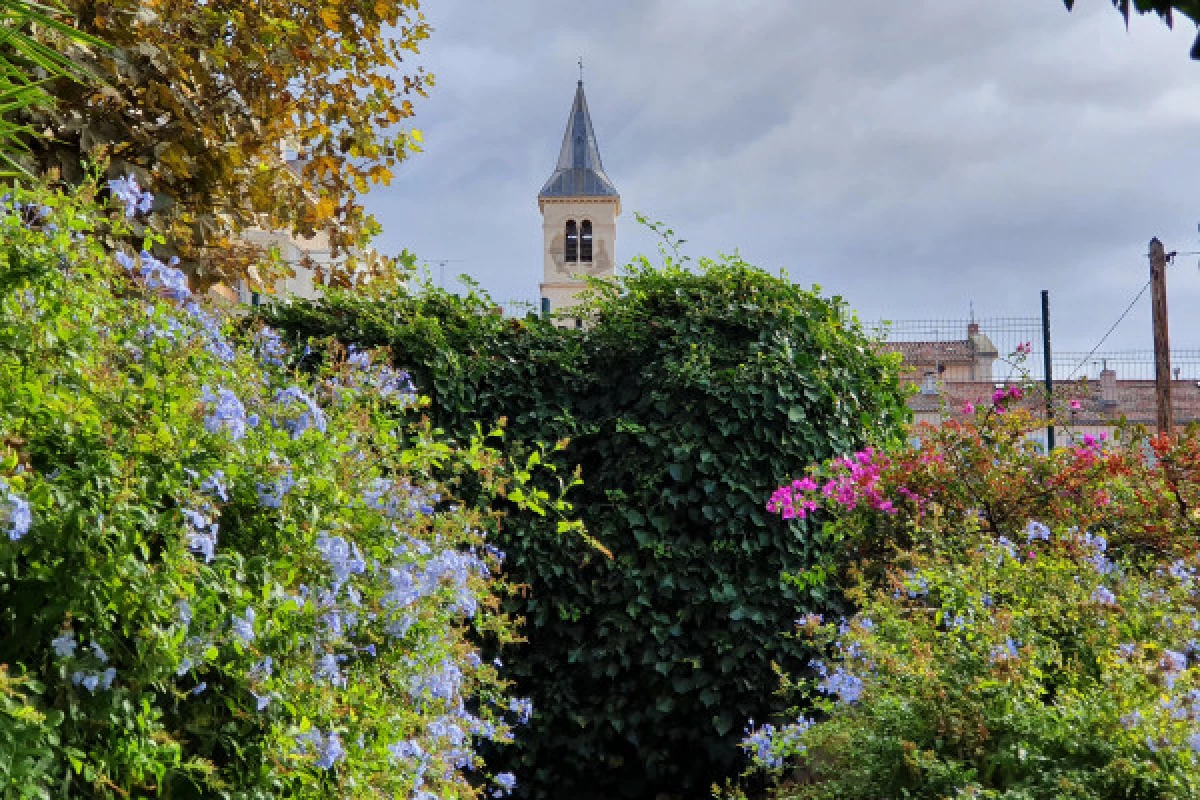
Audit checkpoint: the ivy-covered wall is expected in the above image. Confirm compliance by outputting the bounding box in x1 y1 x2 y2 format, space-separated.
262 252 910 798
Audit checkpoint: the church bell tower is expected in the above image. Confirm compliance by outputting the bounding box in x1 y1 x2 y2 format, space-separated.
538 79 620 316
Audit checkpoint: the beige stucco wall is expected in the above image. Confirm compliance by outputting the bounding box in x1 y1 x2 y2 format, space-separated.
539 197 619 312
236 228 333 303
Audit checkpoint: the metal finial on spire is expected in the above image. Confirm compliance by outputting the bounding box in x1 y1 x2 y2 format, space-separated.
578 57 584 84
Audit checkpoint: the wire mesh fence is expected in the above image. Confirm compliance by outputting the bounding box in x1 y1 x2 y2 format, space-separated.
868 318 1200 383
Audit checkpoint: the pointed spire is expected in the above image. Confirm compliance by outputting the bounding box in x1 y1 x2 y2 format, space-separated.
539 80 619 199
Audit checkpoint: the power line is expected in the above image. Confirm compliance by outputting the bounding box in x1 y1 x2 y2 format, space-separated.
1066 278 1151 380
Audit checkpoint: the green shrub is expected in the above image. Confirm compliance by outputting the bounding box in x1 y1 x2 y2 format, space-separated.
0 182 540 798
262 250 910 798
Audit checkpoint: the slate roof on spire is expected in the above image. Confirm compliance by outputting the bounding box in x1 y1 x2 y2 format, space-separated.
539 81 619 199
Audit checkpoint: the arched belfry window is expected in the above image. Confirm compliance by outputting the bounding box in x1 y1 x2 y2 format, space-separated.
580 220 593 262
565 220 578 263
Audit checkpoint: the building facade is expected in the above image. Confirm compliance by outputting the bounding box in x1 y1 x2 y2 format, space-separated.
884 322 1200 440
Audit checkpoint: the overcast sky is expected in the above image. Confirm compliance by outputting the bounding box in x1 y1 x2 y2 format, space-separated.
364 0 1200 361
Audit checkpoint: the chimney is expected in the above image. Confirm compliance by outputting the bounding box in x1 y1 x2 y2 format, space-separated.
967 321 980 336
1100 368 1118 408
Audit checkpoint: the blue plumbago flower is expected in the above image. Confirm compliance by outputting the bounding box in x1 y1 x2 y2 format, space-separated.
73 672 100 692
428 716 468 747
51 631 76 658
182 507 219 563
347 346 372 369
1092 586 1117 606
1 478 32 541
990 638 1021 663
387 738 425 763
1168 559 1196 583
315 533 367 593
741 717 812 770
493 772 517 797
466 652 482 668
251 690 271 711
364 477 440 518
817 667 864 705
1189 732 1200 753
898 570 928 599
177 635 211 676
200 470 229 502
231 607 256 645
176 599 193 627
1161 650 1188 689
410 659 463 704
946 614 969 631
255 327 287 367
119 250 190 301
192 682 207 695
273 386 327 438
256 467 295 509
508 697 533 725
107 176 154 217
90 641 108 663
201 386 250 441
1120 711 1144 730
71 667 116 692
994 536 1017 561
1116 643 1136 659
314 653 347 688
1024 520 1051 542
295 729 346 769
180 301 235 362
251 655 274 680
376 366 417 403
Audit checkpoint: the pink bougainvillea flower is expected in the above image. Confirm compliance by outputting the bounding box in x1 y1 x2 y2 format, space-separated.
962 401 975 415
1070 399 1082 411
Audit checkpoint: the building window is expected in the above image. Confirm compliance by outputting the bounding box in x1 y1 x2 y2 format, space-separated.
565 220 578 263
580 220 593 262
920 371 938 395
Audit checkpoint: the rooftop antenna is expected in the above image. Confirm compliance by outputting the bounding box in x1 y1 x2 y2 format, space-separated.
422 259 463 289
578 57 584 84
969 300 975 324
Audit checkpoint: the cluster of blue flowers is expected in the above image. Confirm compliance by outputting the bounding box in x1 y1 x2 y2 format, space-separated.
0 477 31 541
1024 520 1051 542
989 637 1021 663
51 631 117 693
273 386 327 438
366 477 441 519
255 327 288 367
202 386 256 441
295 728 347 769
741 717 813 770
108 176 153 218
812 660 865 705
345 346 418 406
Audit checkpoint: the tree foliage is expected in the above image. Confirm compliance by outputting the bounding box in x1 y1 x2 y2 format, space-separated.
25 0 432 288
260 250 910 799
0 0 103 175
1064 0 1200 57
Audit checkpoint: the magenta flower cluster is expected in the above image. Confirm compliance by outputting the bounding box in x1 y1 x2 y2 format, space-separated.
767 448 898 520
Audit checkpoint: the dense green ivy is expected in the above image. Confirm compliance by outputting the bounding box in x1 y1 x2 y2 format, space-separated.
262 251 910 798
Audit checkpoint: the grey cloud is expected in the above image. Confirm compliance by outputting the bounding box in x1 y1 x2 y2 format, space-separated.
367 0 1200 352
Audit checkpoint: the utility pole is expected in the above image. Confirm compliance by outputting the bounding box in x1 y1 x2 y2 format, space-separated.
1041 290 1054 450
1149 237 1173 435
